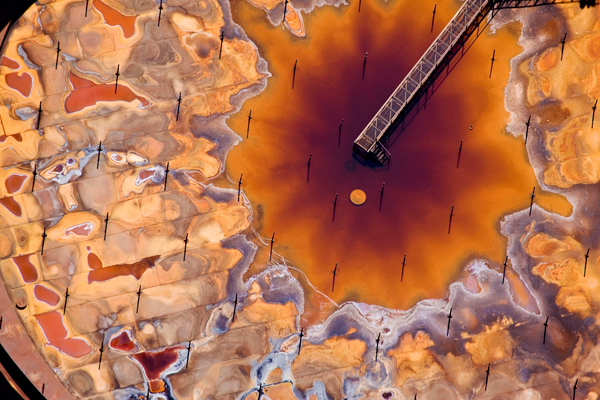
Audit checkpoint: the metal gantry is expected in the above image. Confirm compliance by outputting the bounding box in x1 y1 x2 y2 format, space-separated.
354 0 595 164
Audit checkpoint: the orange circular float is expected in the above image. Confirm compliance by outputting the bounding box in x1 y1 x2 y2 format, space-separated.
350 189 366 205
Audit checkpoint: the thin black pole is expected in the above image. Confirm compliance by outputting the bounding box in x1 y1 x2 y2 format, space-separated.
502 256 508 284
96 141 102 169
63 287 69 315
183 233 188 261
269 233 275 261
292 60 297 89
375 332 381 361
401 253 406 282
338 119 344 147
332 263 337 292
525 115 531 144
85 0 89 17
593 100 598 129
362 52 368 80
332 193 338 222
257 384 264 400
584 248 590 277
55 41 61 69
489 49 495 78
185 341 191 369
448 205 454 234
561 32 567 61
484 364 490 391
307 153 312 183
298 327 304 355
136 286 142 313
103 213 109 241
163 162 170 191
246 110 252 138
98 342 104 370
573 379 578 400
446 308 452 336
36 102 42 130
41 227 47 255
431 4 437 33
176 92 182 121
31 164 37 192
358 0 361 13
282 0 289 23
379 182 385 211
232 293 238 322
529 187 535 216
219 31 224 59
543 316 549 344
114 65 120 94
158 0 163 26
456 139 462 168
238 173 243 202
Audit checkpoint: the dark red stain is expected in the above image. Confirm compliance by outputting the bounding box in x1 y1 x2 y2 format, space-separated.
1 56 19 69
0 133 23 143
35 311 67 342
33 284 60 306
138 169 155 181
109 331 136 352
65 73 149 114
12 254 38 283
49 338 93 358
87 252 103 269
87 255 160 283
5 72 32 97
132 346 183 381
5 174 27 194
93 0 137 38
0 196 22 217
65 223 93 236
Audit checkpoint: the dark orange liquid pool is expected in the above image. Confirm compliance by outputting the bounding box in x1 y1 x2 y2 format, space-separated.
93 0 137 39
65 73 149 114
226 0 572 311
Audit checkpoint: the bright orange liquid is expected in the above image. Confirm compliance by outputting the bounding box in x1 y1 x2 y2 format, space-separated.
226 0 572 312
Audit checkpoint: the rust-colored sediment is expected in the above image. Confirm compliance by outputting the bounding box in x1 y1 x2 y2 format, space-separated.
33 285 60 306
87 255 160 283
92 0 137 39
12 254 38 283
65 73 149 114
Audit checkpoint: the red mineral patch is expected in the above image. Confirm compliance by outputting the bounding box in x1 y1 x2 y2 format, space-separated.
35 311 68 342
132 346 183 381
0 133 22 143
65 222 93 236
12 254 38 283
5 72 33 97
138 169 155 181
5 174 27 194
87 252 103 269
65 73 149 114
0 196 22 217
49 337 93 358
109 331 136 352
87 255 160 283
1 56 20 70
33 284 60 306
93 0 137 39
